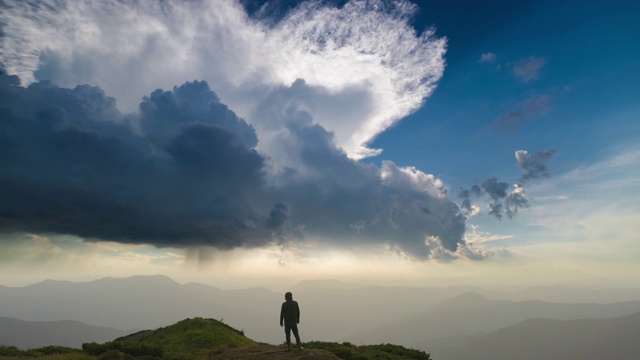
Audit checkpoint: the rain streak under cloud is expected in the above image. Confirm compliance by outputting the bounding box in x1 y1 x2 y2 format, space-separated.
0 0 556 261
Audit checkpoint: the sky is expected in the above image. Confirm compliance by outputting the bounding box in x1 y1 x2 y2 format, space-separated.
0 0 639 289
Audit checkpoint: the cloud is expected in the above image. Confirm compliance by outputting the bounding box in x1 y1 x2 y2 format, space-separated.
513 56 545 82
480 177 528 220
458 178 525 220
478 52 496 63
425 236 509 262
139 80 258 148
458 149 557 220
464 225 513 245
250 79 467 256
0 71 274 248
516 148 557 183
0 0 446 160
0 69 467 259
495 94 550 133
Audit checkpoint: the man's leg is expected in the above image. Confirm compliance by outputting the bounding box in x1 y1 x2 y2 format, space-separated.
291 324 302 350
284 324 292 351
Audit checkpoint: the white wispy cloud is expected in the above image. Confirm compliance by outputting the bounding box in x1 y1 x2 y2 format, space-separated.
513 55 545 82
0 0 445 160
478 52 496 63
513 146 640 257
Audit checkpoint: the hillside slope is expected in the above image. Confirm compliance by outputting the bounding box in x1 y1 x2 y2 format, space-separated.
84 318 256 359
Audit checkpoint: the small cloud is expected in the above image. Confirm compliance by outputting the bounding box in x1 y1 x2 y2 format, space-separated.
516 148 558 183
513 56 545 82
478 52 496 63
458 148 556 220
464 225 513 245
425 235 511 262
495 94 550 133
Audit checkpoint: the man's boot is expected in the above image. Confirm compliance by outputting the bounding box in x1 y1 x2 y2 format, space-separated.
297 342 303 351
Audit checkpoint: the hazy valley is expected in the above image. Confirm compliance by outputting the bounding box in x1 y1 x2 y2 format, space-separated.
2 275 640 359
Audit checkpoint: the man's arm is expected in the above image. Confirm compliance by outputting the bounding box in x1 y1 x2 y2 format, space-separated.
280 303 285 327
295 301 300 324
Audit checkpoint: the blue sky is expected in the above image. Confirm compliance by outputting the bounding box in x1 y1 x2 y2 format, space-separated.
372 0 640 184
0 0 638 287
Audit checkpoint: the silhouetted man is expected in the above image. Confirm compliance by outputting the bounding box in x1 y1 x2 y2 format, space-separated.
280 291 302 351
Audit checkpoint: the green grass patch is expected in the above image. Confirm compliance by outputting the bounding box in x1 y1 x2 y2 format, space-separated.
0 345 91 359
82 318 255 360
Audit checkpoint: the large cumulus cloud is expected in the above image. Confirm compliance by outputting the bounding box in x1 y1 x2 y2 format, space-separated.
0 69 466 258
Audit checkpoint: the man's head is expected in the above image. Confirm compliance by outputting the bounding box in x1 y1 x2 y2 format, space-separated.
285 292 293 301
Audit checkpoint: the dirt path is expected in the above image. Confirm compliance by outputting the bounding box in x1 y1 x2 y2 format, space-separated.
210 345 341 360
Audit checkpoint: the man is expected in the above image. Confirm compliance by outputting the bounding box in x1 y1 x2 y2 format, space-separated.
280 291 303 351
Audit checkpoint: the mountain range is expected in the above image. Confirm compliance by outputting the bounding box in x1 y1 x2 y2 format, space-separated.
0 316 131 349
346 291 640 347
0 275 501 343
428 311 640 360
2 274 640 358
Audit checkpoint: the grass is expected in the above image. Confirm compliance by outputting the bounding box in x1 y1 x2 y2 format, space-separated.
1 319 431 360
0 346 91 359
83 318 256 359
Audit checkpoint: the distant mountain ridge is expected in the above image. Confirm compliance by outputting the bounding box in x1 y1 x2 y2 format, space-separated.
0 275 499 343
291 279 356 292
347 291 640 347
3 275 640 348
0 316 132 349
434 291 504 309
428 311 640 360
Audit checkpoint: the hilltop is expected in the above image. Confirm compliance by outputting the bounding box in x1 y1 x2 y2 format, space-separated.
82 318 257 359
0 318 430 360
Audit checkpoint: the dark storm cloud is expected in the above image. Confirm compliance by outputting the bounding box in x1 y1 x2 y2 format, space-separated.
0 69 468 259
0 69 272 248
139 80 258 148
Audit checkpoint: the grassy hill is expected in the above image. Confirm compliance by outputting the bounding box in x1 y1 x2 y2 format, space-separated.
0 317 426 360
82 318 256 359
